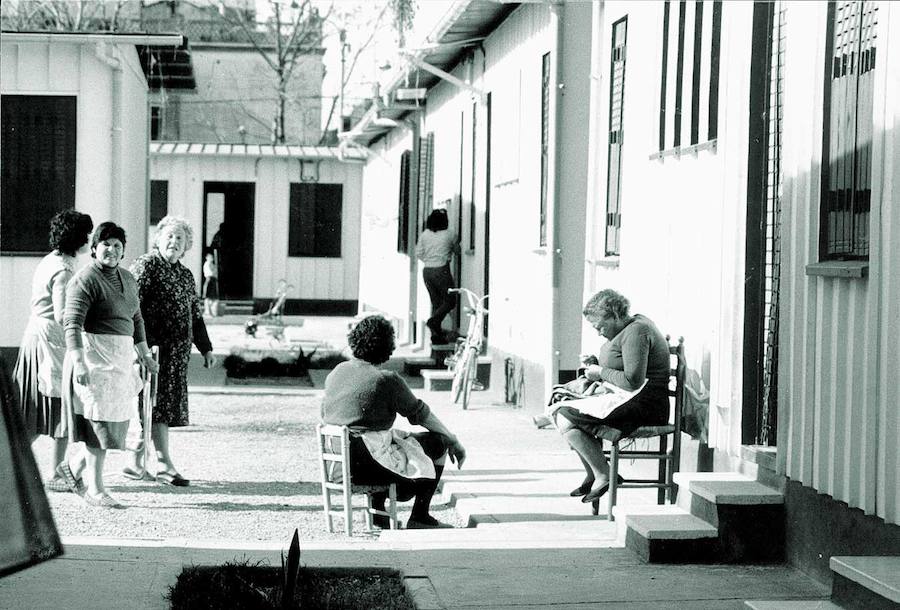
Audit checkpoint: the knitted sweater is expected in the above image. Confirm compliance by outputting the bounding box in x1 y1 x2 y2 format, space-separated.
321 359 431 431
64 261 146 350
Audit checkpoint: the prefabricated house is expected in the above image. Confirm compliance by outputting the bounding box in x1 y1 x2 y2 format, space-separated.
149 143 365 314
347 0 899 587
0 31 191 363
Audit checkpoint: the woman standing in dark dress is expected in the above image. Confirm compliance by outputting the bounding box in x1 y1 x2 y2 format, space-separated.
123 216 215 486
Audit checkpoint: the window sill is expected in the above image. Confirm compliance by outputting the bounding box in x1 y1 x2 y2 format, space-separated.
587 257 620 269
805 261 868 278
464 249 476 256
649 139 718 161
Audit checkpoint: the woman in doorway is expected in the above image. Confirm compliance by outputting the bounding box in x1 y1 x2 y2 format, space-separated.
61 222 159 508
123 216 215 486
554 289 671 512
14 209 93 494
415 209 460 344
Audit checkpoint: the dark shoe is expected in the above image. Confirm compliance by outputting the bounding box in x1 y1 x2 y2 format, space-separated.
156 471 190 487
570 478 595 497
372 514 391 529
581 475 625 503
407 515 453 529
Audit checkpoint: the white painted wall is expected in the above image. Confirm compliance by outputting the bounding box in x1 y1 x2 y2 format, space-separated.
0 40 149 348
149 154 363 301
777 1 900 525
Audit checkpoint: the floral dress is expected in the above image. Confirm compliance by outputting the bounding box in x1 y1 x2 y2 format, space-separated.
130 250 212 427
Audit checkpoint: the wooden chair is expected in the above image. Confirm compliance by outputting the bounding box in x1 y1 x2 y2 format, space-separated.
316 424 399 536
596 336 687 520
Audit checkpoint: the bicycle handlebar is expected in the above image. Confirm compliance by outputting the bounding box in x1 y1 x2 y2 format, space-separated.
449 288 489 313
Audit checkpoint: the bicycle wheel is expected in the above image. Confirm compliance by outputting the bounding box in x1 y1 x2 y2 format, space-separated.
460 348 478 410
451 347 473 405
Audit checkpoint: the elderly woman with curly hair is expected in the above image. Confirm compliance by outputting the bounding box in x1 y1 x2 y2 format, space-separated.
321 315 467 529
14 209 93 494
122 216 215 487
555 289 671 511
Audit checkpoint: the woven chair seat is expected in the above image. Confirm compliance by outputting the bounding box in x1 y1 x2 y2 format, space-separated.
593 424 677 443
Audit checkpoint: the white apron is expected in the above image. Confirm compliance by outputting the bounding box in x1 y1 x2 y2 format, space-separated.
63 332 142 422
545 380 648 423
19 316 66 397
359 429 437 480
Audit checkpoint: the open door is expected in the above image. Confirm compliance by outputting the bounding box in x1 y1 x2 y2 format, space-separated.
202 182 255 301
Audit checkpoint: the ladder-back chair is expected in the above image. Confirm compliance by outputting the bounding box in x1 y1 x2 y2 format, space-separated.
317 424 399 536
596 336 686 520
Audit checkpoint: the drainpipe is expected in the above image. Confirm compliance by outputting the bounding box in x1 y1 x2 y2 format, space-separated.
546 3 564 394
95 42 123 223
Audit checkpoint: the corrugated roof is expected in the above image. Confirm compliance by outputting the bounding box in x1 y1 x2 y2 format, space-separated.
149 142 367 161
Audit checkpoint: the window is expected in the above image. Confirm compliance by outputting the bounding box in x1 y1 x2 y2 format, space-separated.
1 95 77 254
417 132 435 226
288 183 342 257
469 100 477 251
539 52 551 248
150 105 162 141
657 1 722 152
397 150 412 253
150 180 169 224
819 1 877 260
605 18 628 256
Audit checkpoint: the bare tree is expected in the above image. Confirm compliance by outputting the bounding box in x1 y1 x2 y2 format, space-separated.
0 0 130 31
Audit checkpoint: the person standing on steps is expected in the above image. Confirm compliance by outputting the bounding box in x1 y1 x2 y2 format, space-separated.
415 209 460 344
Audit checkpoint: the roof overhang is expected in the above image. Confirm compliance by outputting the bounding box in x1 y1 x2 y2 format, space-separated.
150 142 368 162
344 0 518 147
0 31 195 90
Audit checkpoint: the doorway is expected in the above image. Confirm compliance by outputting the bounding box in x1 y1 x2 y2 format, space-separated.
202 182 255 301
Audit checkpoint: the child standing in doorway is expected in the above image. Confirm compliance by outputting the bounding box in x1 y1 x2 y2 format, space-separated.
203 251 219 317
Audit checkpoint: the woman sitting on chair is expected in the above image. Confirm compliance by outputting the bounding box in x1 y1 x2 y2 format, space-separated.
555 289 671 509
321 315 466 529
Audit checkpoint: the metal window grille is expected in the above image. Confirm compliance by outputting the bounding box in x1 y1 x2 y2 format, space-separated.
605 17 628 256
820 0 877 260
761 1 786 447
539 52 551 248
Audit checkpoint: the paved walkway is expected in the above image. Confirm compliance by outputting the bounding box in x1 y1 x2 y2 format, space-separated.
0 318 830 609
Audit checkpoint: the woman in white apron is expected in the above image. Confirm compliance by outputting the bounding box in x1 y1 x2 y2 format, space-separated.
61 222 159 508
321 315 466 529
14 210 93 493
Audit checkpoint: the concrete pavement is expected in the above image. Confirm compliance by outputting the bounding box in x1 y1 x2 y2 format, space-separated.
0 318 830 608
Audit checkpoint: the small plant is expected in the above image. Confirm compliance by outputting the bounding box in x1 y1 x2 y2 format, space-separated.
279 529 301 609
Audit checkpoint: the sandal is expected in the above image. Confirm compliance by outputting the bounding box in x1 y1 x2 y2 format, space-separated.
55 462 86 496
122 466 151 481
156 471 190 487
84 492 125 509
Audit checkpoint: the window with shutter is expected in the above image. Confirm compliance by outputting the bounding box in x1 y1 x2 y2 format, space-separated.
539 52 551 248
605 17 628 256
819 1 876 260
397 150 412 254
1 95 76 254
288 183 343 258
150 180 169 225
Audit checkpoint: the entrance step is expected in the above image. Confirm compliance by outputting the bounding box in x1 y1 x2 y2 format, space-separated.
221 300 254 316
831 556 900 609
625 472 785 564
745 602 840 609
421 356 491 391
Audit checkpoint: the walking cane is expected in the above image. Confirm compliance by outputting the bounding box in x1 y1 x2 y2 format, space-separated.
140 346 159 479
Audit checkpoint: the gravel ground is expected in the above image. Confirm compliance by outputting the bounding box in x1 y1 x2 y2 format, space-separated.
33 392 465 542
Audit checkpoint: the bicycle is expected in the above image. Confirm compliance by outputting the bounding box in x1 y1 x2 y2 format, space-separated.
445 287 489 410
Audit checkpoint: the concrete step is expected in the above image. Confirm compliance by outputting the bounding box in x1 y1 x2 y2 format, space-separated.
421 356 491 391
376 518 619 549
624 511 719 563
830 556 900 609
673 471 754 513
744 601 840 609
